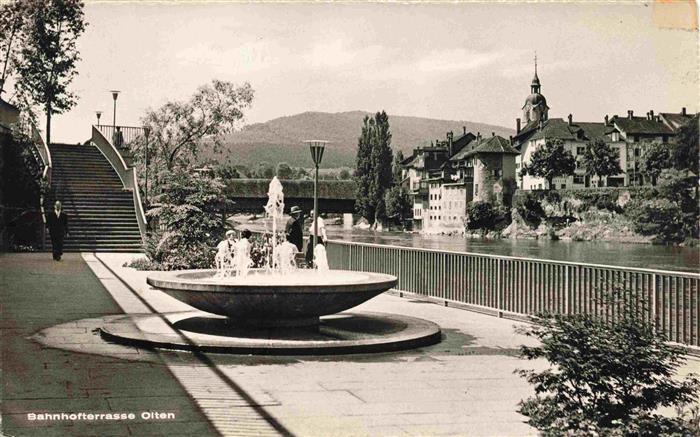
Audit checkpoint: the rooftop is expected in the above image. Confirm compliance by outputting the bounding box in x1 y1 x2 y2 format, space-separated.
464 135 519 157
611 115 675 135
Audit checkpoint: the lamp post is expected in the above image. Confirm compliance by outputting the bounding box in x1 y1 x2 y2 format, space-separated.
306 140 327 259
95 111 102 126
110 90 120 131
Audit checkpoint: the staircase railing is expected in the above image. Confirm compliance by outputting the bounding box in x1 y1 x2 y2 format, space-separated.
29 124 51 250
95 124 144 146
31 124 52 187
91 125 148 242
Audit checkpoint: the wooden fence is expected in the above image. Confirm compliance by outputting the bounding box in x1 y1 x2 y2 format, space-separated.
325 239 700 347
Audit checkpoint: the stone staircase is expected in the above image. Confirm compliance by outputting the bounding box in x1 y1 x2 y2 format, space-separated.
44 143 142 252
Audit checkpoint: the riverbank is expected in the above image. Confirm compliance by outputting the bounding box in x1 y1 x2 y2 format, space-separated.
230 214 699 273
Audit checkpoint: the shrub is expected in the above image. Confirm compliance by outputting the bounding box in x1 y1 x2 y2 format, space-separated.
569 190 623 214
465 201 496 230
657 169 698 213
514 193 546 226
135 170 231 270
517 288 699 436
625 197 687 242
123 257 159 270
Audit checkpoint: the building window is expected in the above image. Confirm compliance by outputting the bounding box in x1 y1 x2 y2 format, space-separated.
634 148 640 157
662 135 668 144
560 184 566 189
633 135 640 143
576 146 586 155
574 175 585 184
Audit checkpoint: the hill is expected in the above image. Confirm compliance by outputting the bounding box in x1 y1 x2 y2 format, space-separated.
210 111 515 168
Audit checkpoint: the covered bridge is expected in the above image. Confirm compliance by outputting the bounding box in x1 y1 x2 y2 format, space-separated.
224 179 356 213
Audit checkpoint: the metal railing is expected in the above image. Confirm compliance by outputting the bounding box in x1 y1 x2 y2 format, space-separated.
95 125 146 151
29 124 51 250
326 240 700 347
91 126 148 241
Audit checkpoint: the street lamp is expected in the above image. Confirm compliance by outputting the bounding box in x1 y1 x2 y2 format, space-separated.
110 90 120 130
306 140 327 260
95 111 102 126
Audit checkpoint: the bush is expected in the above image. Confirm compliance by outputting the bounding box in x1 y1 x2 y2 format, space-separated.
123 257 160 270
517 288 699 436
625 198 687 242
514 193 546 226
657 169 698 213
136 170 231 270
465 201 497 230
569 190 623 214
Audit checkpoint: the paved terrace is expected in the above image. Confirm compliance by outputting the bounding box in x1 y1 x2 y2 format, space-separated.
2 252 698 436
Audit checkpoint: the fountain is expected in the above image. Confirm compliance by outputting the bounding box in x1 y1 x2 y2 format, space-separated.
100 178 441 354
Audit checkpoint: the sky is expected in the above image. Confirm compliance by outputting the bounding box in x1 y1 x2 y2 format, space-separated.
7 1 698 143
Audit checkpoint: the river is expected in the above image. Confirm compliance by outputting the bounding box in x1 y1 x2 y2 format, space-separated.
235 217 699 273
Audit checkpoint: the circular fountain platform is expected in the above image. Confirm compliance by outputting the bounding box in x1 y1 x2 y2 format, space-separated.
146 269 399 328
100 311 441 355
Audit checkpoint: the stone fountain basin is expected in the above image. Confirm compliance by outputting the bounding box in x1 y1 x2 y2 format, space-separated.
146 269 398 327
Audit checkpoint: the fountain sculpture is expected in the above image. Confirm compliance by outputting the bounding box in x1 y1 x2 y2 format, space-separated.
101 177 440 354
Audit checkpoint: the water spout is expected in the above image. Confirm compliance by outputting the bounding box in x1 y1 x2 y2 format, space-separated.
264 176 285 270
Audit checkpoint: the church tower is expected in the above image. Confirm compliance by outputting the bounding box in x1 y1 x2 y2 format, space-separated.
522 54 549 124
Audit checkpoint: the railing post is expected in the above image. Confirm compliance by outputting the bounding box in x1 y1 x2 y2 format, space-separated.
651 273 658 331
496 259 503 317
565 265 571 315
398 247 403 291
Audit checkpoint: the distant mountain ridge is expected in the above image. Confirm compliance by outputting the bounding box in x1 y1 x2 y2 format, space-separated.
212 111 515 168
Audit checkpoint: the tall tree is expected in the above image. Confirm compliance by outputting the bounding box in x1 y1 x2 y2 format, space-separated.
640 142 671 186
581 139 622 187
368 111 393 225
132 80 254 173
520 138 576 189
354 115 375 221
12 0 87 147
392 150 405 185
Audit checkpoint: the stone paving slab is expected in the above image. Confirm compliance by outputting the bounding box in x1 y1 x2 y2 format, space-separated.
0 253 218 437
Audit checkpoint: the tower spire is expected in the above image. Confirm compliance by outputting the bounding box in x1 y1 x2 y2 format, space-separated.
534 51 538 77
531 51 541 93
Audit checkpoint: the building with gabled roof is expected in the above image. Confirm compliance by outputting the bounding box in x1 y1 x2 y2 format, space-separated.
463 134 519 204
659 108 694 131
400 128 477 230
420 133 519 231
610 108 695 185
514 114 627 190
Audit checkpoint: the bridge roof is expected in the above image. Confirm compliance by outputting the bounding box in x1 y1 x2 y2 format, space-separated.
225 179 356 200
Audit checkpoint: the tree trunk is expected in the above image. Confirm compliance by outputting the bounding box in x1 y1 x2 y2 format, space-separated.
45 102 52 147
